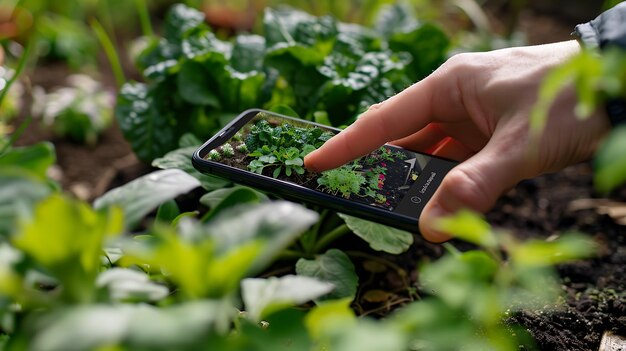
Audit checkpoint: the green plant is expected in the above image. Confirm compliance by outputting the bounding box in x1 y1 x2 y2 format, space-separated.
116 3 449 162
32 74 114 144
317 164 366 198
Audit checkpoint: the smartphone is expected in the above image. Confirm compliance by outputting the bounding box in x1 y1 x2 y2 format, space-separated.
192 109 457 232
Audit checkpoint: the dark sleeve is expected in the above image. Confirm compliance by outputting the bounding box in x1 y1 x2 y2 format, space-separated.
574 2 626 50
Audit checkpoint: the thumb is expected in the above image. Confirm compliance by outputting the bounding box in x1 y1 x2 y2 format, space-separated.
418 139 531 242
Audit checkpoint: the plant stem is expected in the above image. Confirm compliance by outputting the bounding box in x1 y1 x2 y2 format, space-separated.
90 19 126 89
314 224 350 252
134 0 154 37
0 115 31 156
0 39 31 107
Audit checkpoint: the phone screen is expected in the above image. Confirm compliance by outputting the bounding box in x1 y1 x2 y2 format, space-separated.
202 111 456 218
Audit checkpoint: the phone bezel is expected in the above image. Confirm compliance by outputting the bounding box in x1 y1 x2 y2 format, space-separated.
192 109 436 232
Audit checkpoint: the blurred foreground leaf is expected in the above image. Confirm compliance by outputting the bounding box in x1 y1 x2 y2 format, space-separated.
338 214 412 254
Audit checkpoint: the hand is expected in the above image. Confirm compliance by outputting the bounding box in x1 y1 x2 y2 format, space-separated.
304 40 610 242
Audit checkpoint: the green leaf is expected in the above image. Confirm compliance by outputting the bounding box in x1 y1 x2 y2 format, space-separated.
388 23 449 81
0 172 53 237
20 301 234 350
94 169 201 229
510 233 596 267
338 214 413 254
199 186 268 209
304 298 356 341
332 319 407 351
152 146 230 190
115 82 178 162
96 268 169 303
208 201 318 273
13 194 123 303
200 186 268 222
241 275 334 321
296 249 358 301
0 142 55 180
164 4 206 43
374 2 418 38
231 35 266 73
155 199 180 224
434 210 497 249
594 125 626 193
177 61 221 107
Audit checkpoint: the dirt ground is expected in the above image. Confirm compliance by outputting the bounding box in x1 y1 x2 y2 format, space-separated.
9 4 625 350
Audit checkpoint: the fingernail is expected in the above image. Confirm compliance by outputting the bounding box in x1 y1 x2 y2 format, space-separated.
420 203 452 243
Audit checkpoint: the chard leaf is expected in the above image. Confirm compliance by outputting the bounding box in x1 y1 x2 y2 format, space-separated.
115 82 178 162
231 35 266 73
374 2 419 38
164 4 206 43
177 61 221 107
338 214 413 254
296 249 358 301
388 23 449 81
152 146 230 190
94 169 201 229
242 275 334 321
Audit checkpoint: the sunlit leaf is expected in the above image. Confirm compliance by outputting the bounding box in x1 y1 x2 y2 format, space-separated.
241 275 334 321
509 233 596 267
296 249 358 301
304 298 356 341
338 214 413 254
434 210 497 249
94 169 201 229
14 194 123 303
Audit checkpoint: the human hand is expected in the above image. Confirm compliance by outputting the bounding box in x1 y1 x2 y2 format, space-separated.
304 40 610 242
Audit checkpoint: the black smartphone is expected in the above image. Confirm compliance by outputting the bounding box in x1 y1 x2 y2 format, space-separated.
192 109 457 232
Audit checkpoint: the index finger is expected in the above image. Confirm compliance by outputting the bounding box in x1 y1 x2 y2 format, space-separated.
304 77 436 172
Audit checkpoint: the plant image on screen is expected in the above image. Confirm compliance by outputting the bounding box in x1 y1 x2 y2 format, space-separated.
207 112 424 211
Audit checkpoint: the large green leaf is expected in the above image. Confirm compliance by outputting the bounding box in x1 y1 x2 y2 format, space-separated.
231 35 266 73
338 214 413 254
164 4 206 43
152 146 230 190
177 61 221 107
13 194 123 303
115 82 178 162
0 172 53 237
94 169 201 229
17 301 234 351
208 201 318 272
241 275 334 321
200 186 268 222
0 142 56 180
374 2 418 38
388 23 449 81
296 249 358 301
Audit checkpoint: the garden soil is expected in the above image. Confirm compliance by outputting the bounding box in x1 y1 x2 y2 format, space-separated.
11 5 625 351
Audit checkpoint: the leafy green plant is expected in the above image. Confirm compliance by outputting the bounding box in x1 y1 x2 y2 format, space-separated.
317 164 366 198
32 74 114 144
116 3 449 162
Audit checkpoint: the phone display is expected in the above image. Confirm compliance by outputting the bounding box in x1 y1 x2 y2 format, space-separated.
193 109 457 231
